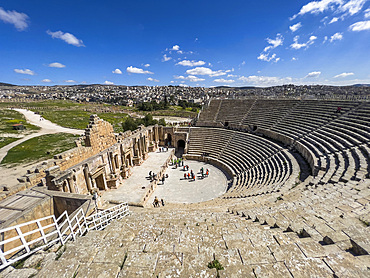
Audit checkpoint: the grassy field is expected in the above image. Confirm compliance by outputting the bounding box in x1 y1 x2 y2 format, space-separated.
1 133 79 166
41 110 128 132
0 101 197 132
0 109 40 134
0 137 18 149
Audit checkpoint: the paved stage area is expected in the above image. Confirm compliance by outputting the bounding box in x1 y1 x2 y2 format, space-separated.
147 160 227 206
102 148 174 204
102 148 228 206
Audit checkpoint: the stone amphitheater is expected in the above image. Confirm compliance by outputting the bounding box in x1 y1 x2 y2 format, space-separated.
1 98 370 277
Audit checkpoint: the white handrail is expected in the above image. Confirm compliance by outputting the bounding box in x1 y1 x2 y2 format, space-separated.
0 202 129 270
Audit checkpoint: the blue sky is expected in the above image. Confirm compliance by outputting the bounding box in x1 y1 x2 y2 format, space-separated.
0 0 369 87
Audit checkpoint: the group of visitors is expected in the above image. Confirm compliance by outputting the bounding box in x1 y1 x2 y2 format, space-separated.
148 171 168 184
153 196 165 207
172 157 184 168
183 167 209 180
158 147 168 152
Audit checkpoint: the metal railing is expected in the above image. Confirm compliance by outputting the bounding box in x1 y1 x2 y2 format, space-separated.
0 202 129 270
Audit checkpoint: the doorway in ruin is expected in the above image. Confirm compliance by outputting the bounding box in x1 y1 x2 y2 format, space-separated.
176 139 186 157
95 174 106 190
165 133 172 147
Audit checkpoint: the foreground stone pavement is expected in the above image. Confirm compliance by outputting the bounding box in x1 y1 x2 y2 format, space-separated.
3 175 368 278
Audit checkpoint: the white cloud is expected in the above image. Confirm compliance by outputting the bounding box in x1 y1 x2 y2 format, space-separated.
289 22 302 32
239 75 292 86
42 79 52 83
48 62 66 68
112 68 122 74
291 0 342 20
213 78 235 84
144 64 150 67
330 32 343 42
171 45 180 51
334 72 354 78
185 67 228 77
162 54 172 62
147 77 159 82
364 8 370 18
174 75 205 82
340 0 367 16
305 71 321 78
258 34 283 62
176 60 206 67
64 80 76 83
257 53 280 62
104 81 114 85
291 35 317 49
292 0 366 20
329 17 339 23
46 30 85 47
263 33 284 52
14 69 35 75
349 20 370 31
0 7 28 31
126 66 153 74
179 84 189 87
292 57 298 61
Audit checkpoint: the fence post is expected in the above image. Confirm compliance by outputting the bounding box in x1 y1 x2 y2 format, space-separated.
36 220 48 244
53 215 64 245
15 227 30 253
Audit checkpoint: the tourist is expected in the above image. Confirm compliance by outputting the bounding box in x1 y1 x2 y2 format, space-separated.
153 196 160 207
336 107 342 113
184 173 187 179
162 176 165 184
206 169 209 177
187 173 190 179
161 199 165 206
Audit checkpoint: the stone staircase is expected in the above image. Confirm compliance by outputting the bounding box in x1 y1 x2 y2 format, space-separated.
4 188 368 278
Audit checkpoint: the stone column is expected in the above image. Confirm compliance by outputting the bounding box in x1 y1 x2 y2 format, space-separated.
67 177 76 193
83 166 93 192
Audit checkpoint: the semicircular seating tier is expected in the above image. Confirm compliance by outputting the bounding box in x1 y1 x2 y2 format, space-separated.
193 99 370 197
186 127 300 197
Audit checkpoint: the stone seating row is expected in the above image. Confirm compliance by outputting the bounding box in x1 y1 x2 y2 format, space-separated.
225 149 299 198
228 179 370 274
30 204 370 277
198 99 221 122
188 127 298 198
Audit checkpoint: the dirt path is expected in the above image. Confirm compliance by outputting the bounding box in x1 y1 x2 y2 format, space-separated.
0 109 84 188
0 109 83 163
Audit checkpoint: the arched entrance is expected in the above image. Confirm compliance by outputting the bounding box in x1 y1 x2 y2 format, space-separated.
165 133 172 147
176 139 186 157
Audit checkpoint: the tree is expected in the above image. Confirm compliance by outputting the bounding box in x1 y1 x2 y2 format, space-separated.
158 118 166 126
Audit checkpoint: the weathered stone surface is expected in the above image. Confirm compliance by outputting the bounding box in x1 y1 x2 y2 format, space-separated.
59 244 98 263
238 245 276 265
4 268 38 278
23 251 46 268
269 243 305 262
285 257 333 277
296 241 327 258
252 262 292 277
0 266 15 278
76 262 120 278
124 251 158 270
36 258 80 278
92 241 127 266
118 266 155 278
